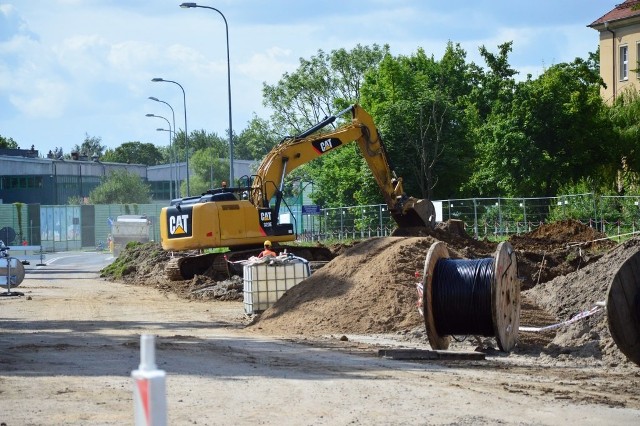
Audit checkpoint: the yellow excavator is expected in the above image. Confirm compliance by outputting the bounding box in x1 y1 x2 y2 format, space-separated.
159 104 436 280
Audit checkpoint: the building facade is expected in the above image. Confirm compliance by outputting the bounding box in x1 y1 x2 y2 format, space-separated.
590 0 640 103
0 149 257 205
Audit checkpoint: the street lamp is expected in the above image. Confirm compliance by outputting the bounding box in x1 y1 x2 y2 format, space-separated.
148 96 178 194
151 77 190 195
180 2 234 185
298 180 314 236
157 128 180 199
146 113 175 200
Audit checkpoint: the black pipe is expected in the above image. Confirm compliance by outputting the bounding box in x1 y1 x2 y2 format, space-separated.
294 105 355 139
606 21 616 102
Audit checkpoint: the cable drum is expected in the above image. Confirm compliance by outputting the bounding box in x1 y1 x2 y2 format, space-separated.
422 241 520 351
432 258 495 336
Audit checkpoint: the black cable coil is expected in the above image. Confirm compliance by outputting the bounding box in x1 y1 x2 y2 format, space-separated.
432 257 495 337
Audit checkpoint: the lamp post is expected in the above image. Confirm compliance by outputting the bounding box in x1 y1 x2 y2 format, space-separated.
151 77 190 195
180 2 234 185
146 113 175 200
148 96 178 195
298 181 314 236
157 128 180 199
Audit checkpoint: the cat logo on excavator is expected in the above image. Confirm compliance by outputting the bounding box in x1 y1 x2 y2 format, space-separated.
168 210 192 238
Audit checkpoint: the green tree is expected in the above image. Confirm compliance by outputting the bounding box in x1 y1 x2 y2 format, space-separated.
102 142 164 165
0 134 18 148
261 44 389 208
263 44 389 135
307 145 367 208
73 133 106 158
187 129 227 154
548 178 606 222
189 147 230 193
609 87 640 193
234 115 279 160
184 174 210 197
171 129 229 183
468 55 612 197
88 170 151 204
361 43 474 200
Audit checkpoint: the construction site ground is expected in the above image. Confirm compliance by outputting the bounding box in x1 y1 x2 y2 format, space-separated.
1 220 639 425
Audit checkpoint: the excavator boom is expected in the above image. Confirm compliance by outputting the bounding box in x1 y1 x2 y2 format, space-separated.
251 104 435 228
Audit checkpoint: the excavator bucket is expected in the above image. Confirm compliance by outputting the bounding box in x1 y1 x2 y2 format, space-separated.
393 197 436 228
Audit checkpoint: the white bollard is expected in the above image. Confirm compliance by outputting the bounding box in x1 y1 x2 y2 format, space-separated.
132 334 167 426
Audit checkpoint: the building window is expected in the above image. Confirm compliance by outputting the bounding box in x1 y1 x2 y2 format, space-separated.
0 175 42 190
620 45 629 81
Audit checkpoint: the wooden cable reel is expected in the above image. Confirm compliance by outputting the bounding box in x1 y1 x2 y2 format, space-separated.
607 251 640 366
421 241 520 351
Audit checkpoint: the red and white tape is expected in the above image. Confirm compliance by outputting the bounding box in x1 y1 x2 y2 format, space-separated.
519 304 604 333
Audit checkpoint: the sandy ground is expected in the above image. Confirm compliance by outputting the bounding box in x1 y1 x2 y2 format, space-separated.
1 252 639 425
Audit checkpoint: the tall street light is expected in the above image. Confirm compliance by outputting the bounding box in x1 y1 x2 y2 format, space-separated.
146 113 175 200
149 96 179 197
151 77 190 195
157 128 180 198
180 2 234 185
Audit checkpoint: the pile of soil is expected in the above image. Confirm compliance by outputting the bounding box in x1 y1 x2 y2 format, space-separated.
509 220 614 290
523 238 640 367
103 219 637 368
100 243 243 301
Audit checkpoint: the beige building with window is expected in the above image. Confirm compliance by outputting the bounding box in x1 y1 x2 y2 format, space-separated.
589 0 640 103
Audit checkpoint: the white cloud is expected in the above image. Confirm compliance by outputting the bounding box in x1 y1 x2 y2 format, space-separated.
238 47 294 83
108 40 160 73
10 78 68 118
54 35 110 79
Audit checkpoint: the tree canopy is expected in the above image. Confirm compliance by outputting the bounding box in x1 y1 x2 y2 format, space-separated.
102 142 164 165
0 134 18 149
72 133 106 158
466 56 612 197
88 170 151 204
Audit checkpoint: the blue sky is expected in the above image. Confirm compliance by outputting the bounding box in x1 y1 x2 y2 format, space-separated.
0 1 611 157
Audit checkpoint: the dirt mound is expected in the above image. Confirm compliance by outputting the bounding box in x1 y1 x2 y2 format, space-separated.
251 237 435 335
509 219 614 252
249 222 635 367
523 237 640 368
391 220 496 259
104 220 636 367
508 220 614 290
101 242 238 301
248 228 601 338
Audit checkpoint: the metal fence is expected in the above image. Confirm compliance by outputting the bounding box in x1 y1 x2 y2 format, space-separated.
1 193 639 251
434 194 596 238
0 203 163 252
298 194 640 242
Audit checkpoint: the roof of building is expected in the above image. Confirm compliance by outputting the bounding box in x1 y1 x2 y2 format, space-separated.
589 0 640 28
0 147 39 158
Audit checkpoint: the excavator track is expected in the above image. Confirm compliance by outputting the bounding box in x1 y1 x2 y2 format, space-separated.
164 252 228 281
165 257 184 281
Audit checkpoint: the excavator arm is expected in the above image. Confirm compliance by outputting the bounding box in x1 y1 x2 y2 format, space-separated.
251 104 435 228
158 104 435 281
